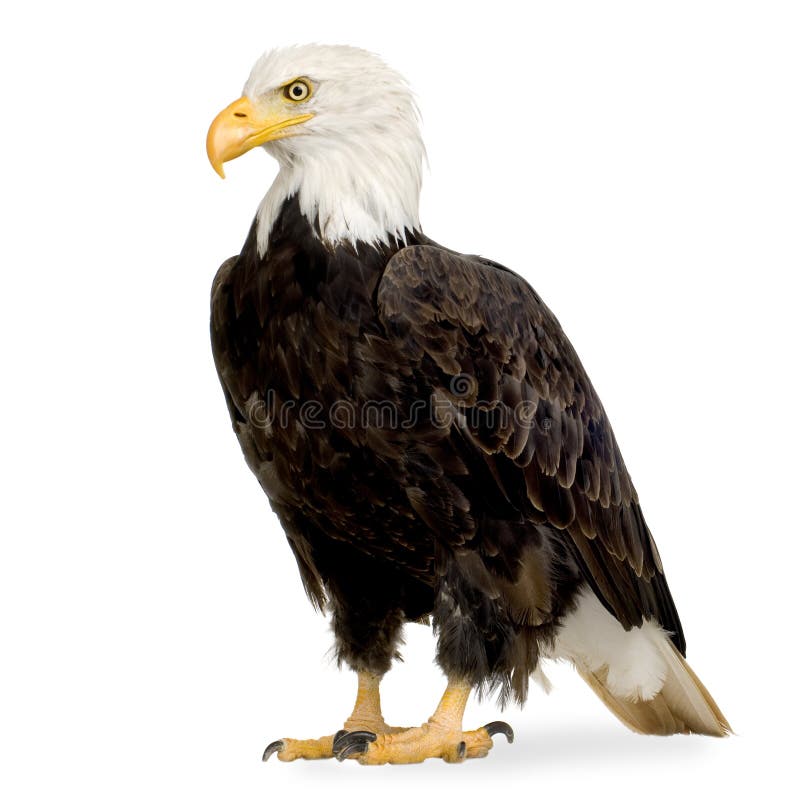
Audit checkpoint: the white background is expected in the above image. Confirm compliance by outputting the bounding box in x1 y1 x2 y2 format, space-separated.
2 1 798 797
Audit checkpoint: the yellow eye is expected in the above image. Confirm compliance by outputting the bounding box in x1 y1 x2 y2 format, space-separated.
284 80 311 102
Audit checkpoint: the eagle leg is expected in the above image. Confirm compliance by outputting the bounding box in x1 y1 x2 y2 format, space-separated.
262 671 406 762
335 678 514 765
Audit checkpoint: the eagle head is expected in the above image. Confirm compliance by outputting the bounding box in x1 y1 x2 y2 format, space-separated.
207 44 425 251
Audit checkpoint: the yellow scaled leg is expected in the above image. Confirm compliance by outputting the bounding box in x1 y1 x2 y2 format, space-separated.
334 679 514 765
262 671 406 762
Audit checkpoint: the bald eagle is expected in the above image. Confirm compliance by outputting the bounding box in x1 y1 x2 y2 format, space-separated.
206 44 729 765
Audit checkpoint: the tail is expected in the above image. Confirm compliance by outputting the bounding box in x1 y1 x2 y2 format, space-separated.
578 638 731 737
552 587 731 736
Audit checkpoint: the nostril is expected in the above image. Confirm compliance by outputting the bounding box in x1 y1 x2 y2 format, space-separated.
234 112 247 118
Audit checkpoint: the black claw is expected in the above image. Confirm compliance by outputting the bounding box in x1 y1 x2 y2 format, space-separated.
333 730 377 751
336 740 372 761
332 729 350 748
333 730 377 761
484 721 515 743
262 739 285 761
457 741 467 759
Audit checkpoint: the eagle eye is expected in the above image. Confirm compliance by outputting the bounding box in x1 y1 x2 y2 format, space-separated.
284 80 311 102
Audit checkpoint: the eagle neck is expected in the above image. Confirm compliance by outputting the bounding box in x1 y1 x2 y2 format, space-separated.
255 140 423 258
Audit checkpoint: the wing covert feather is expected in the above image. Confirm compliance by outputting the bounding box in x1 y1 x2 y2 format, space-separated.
378 245 685 652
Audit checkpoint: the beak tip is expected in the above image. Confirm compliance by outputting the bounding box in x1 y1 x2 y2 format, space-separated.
207 148 226 179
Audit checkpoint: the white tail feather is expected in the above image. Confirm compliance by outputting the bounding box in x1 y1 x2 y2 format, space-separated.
552 588 730 736
575 632 730 737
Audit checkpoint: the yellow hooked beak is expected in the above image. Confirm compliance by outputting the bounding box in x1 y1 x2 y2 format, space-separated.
206 96 313 178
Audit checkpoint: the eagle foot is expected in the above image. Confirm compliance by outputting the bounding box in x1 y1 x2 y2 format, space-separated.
263 671 411 762
262 722 412 762
331 678 514 764
334 720 513 765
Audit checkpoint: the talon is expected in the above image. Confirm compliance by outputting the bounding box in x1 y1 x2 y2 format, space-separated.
336 740 372 761
333 730 377 760
332 729 350 748
333 729 377 755
457 741 466 759
262 739 285 761
483 721 514 743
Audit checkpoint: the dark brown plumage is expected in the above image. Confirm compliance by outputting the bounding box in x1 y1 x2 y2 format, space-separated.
210 195 683 704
